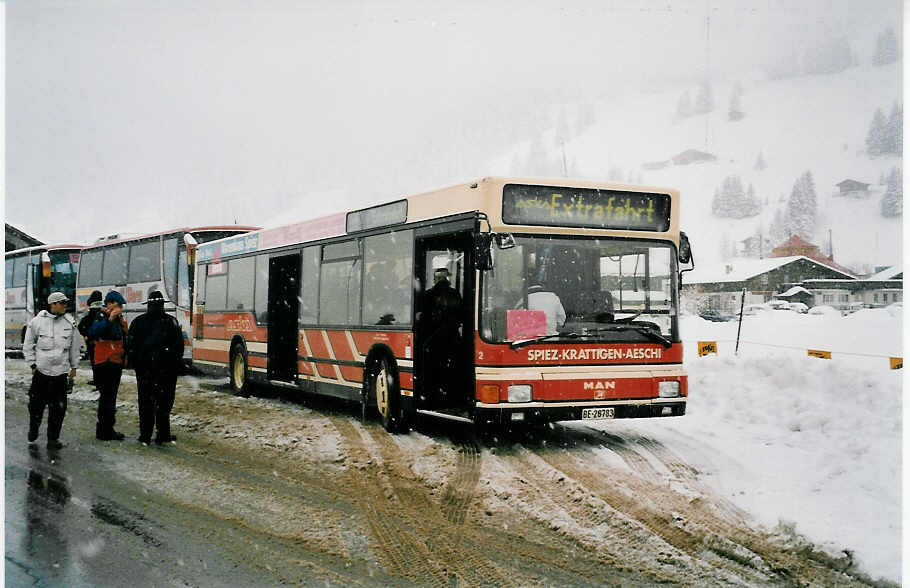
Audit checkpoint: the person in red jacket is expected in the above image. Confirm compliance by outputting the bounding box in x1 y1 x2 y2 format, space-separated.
88 291 128 441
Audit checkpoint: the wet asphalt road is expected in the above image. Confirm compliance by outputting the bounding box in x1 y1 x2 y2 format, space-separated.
4 380 280 587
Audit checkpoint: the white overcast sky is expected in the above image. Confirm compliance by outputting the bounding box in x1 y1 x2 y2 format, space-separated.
5 0 902 244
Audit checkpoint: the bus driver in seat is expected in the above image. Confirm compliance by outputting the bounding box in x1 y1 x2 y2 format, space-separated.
527 283 567 335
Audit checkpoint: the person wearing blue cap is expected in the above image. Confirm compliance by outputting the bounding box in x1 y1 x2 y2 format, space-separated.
87 291 129 441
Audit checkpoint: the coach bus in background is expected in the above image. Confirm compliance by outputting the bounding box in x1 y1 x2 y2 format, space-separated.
192 177 694 432
75 226 258 362
6 244 83 352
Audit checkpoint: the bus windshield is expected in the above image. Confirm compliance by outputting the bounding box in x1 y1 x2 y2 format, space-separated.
480 236 679 345
48 250 79 304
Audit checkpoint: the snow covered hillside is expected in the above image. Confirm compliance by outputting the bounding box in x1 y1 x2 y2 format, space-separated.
586 307 902 582
497 61 902 273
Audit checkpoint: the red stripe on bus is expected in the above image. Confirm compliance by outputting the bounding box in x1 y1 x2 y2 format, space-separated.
194 348 229 363
339 365 363 383
326 330 355 361
475 375 688 402
248 355 267 369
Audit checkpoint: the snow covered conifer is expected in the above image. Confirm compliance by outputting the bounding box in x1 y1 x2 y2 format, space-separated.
866 108 888 156
728 82 744 121
872 27 899 66
885 102 902 155
787 171 818 239
694 80 714 115
880 166 902 217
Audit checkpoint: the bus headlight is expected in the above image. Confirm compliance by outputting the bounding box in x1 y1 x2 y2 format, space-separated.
658 381 680 398
508 385 532 403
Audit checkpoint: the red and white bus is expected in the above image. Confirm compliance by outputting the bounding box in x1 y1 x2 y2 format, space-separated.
5 244 82 351
75 226 258 361
192 178 694 431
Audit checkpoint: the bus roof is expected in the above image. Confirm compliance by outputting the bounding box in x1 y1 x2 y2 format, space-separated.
80 225 260 251
5 243 83 257
196 177 681 262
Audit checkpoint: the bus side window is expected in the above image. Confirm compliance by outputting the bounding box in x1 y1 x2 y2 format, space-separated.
226 257 254 311
195 261 206 305
254 254 269 324
6 255 15 288
177 249 190 307
300 246 319 324
205 263 227 310
102 245 129 286
163 238 178 302
363 231 413 326
128 239 162 283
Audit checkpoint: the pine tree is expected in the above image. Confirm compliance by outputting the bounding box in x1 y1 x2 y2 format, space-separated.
885 102 902 155
694 81 713 115
872 27 899 66
787 171 818 239
728 82 744 121
866 108 888 156
769 207 789 246
754 150 767 171
881 166 902 217
744 183 761 217
676 90 692 119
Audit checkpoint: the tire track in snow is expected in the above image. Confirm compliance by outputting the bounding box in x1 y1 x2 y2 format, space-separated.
363 426 515 587
328 416 448 587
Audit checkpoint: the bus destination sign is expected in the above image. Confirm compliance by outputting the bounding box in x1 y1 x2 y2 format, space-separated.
502 184 671 232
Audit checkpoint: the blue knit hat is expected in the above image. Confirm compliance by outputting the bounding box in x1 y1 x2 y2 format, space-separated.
104 291 126 305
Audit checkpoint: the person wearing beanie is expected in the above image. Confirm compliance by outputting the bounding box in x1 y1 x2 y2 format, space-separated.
87 290 128 441
22 292 82 450
77 290 104 384
126 291 184 445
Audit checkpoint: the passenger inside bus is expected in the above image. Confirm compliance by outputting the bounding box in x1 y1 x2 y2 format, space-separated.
526 283 566 335
418 266 463 398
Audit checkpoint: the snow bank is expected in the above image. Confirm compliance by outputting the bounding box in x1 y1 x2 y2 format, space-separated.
593 310 902 582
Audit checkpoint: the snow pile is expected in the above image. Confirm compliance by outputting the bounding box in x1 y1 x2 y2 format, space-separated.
594 309 902 582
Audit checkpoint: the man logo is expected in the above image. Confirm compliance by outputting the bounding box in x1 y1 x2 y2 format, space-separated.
584 381 616 399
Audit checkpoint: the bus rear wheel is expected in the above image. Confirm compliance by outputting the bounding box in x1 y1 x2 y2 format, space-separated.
229 344 250 397
372 357 405 433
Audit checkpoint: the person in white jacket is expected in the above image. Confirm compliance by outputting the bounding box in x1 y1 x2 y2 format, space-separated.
23 291 82 449
527 284 567 335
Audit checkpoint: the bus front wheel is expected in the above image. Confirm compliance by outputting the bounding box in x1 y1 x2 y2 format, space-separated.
372 357 406 433
230 344 250 398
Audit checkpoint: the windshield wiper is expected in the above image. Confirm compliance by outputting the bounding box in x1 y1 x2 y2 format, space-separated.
594 324 673 348
510 332 581 350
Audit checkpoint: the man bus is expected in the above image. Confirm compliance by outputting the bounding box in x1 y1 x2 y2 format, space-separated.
6 244 82 352
75 226 258 363
192 178 693 432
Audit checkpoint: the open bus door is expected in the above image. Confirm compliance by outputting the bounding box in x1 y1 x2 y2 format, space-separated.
414 230 475 416
267 253 301 382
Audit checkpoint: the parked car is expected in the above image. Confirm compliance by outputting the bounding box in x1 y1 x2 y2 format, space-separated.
699 309 735 322
808 305 839 317
742 303 770 316
788 302 808 313
766 299 790 310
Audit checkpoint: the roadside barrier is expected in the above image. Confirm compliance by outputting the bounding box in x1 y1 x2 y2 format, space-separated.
693 340 902 370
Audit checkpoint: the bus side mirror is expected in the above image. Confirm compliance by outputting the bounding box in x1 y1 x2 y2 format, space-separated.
678 232 693 265
495 233 516 250
475 233 494 271
184 234 198 266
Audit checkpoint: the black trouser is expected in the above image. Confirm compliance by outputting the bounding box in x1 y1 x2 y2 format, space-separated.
94 362 123 436
136 371 177 443
28 371 68 441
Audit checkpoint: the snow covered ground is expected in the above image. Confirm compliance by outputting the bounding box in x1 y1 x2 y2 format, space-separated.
585 306 902 582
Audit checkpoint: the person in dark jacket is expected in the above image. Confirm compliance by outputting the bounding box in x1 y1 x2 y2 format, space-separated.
77 290 104 385
125 291 184 446
88 290 128 441
418 267 463 399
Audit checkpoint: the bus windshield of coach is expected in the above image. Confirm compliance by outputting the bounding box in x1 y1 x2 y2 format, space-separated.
48 250 78 296
479 236 678 344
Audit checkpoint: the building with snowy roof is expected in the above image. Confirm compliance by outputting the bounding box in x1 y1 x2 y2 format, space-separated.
683 256 901 313
681 256 855 313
